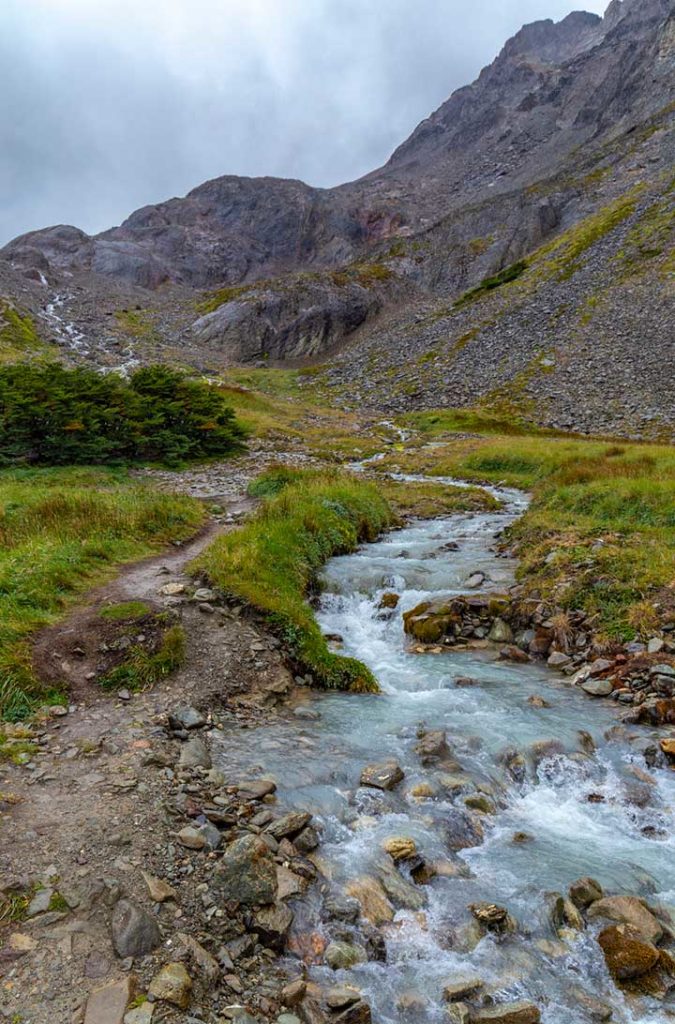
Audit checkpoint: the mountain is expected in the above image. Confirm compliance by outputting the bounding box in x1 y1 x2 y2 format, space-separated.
1 0 673 435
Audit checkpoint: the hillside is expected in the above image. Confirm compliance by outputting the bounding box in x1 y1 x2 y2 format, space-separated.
0 0 673 435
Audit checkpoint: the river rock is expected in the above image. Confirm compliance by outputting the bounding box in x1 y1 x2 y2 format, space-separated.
499 645 530 664
446 1004 471 1024
267 811 312 839
376 858 426 910
237 778 277 799
148 962 192 1008
444 809 484 850
470 902 517 935
597 923 660 979
588 896 663 944
84 977 136 1024
324 941 368 970
443 976 484 1002
471 1003 540 1023
547 651 571 669
326 986 362 1010
324 891 361 922
345 877 394 925
414 729 450 764
281 978 307 1006
359 762 404 790
379 592 400 609
581 677 613 697
254 902 294 949
569 877 603 909
213 834 278 906
489 619 513 644
382 836 417 862
178 736 211 769
295 826 320 853
334 1003 372 1024
111 899 161 958
168 706 205 730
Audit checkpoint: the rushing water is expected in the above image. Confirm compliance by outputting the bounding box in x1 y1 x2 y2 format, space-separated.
213 483 674 1023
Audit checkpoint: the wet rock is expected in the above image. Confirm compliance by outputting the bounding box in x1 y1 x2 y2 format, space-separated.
359 761 404 790
111 899 161 958
277 864 307 901
588 895 663 944
464 794 496 814
148 962 192 1009
254 902 294 950
471 1003 540 1023
326 986 362 1010
267 811 312 840
569 877 603 909
345 877 394 925
511 831 534 844
465 572 486 589
548 651 571 669
414 729 450 764
597 923 660 980
455 676 480 687
84 977 136 1024
443 976 484 1002
141 872 177 904
324 941 368 970
382 836 417 862
470 902 517 935
324 891 361 923
588 658 614 677
581 677 613 697
213 834 278 906
446 1004 471 1024
527 695 551 708
499 645 530 664
444 809 484 850
376 858 426 910
295 826 320 853
379 592 400 609
178 735 211 769
334 1003 372 1024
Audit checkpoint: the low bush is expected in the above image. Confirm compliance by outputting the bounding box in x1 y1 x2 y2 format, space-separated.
0 363 246 466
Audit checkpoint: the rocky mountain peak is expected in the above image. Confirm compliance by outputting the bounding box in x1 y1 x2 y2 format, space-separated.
500 10 602 64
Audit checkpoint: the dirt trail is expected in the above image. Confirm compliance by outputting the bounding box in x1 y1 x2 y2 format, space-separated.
0 448 311 1024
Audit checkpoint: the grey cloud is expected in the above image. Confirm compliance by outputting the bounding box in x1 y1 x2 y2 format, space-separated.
0 0 607 244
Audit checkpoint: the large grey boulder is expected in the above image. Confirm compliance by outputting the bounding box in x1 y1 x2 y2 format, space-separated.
110 899 161 958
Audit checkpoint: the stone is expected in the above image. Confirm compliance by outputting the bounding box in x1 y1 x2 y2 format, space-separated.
26 887 52 917
124 1003 154 1024
499 645 530 664
193 587 216 602
176 932 219 982
159 582 185 596
382 836 417 862
581 677 613 697
587 895 663 944
177 826 207 850
588 658 614 676
379 592 400 609
168 706 205 730
465 572 485 589
471 1004 540 1023
376 859 426 910
464 794 495 814
488 618 513 644
324 892 360 922
345 877 395 925
178 736 211 769
324 941 368 970
547 651 571 669
414 729 450 763
277 1016 302 1024
647 638 665 654
111 899 161 958
470 902 516 934
443 976 484 1002
254 902 294 949
359 761 404 790
446 1004 471 1024
85 977 136 1024
294 826 320 853
660 737 675 758
141 872 177 903
148 962 192 1008
444 809 484 850
276 865 307 900
334 1003 372 1024
569 877 603 909
237 778 277 799
267 811 312 839
326 986 362 1009
213 834 278 906
281 978 307 1006
597 924 660 979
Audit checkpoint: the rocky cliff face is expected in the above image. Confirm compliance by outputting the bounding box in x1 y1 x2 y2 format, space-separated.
0 0 673 434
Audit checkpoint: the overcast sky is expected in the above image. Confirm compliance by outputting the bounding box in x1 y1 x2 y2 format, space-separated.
0 0 607 245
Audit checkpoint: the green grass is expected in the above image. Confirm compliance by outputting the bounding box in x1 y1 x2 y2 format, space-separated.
401 407 551 437
377 431 675 640
378 478 500 518
99 600 151 621
98 624 186 692
453 260 528 309
0 301 54 363
195 468 394 692
0 467 203 719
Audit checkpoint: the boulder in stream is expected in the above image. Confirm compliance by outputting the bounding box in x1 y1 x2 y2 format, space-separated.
588 895 663 944
213 834 278 906
597 923 660 979
359 762 404 790
471 1003 541 1023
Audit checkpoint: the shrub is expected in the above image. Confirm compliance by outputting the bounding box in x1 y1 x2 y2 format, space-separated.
0 363 246 466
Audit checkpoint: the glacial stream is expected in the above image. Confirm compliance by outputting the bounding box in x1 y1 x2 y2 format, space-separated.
214 481 674 1023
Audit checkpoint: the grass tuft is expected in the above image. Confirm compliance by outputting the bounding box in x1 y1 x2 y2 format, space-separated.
195 468 394 692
